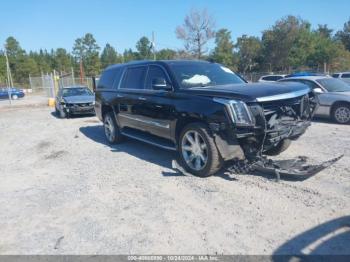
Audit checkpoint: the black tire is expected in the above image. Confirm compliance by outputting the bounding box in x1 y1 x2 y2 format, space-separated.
59 108 67 119
265 139 291 156
103 112 123 144
178 122 222 177
331 103 350 124
55 106 59 116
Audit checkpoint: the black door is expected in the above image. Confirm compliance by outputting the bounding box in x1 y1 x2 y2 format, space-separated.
134 65 175 140
117 65 148 130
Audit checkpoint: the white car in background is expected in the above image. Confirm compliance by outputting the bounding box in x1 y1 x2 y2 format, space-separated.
258 74 286 83
279 76 350 124
332 72 350 84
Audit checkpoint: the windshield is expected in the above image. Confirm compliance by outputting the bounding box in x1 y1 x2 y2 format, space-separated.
316 78 350 92
62 87 92 97
169 62 245 88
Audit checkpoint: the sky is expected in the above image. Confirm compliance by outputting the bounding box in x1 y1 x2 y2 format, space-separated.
1 0 350 53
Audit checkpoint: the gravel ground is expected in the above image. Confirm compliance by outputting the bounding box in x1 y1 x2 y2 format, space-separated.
0 106 349 255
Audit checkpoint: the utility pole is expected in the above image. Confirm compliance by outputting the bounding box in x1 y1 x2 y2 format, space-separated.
152 31 156 60
4 47 13 105
79 55 84 84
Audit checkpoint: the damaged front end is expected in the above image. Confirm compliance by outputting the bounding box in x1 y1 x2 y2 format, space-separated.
218 90 342 180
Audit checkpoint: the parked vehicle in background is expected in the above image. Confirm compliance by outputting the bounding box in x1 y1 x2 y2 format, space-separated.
0 87 25 100
332 72 350 84
55 86 95 118
285 72 326 78
258 74 285 82
279 76 350 124
95 60 318 177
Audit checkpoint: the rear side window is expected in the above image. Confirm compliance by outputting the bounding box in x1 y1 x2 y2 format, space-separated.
121 66 147 89
341 73 350 78
98 67 122 89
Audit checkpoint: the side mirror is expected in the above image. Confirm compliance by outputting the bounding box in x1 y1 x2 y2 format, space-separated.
313 88 323 94
152 77 172 91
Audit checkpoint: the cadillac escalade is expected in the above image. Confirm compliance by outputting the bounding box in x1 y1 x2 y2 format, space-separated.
94 60 318 177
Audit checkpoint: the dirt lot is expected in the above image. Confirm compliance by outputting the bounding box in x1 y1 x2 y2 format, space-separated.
0 106 349 255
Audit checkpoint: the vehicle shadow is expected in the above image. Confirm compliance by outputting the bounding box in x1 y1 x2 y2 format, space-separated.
79 125 237 181
273 216 350 259
50 111 95 119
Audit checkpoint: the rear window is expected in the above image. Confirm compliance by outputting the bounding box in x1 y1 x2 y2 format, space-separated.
341 73 350 78
121 66 147 89
98 67 122 89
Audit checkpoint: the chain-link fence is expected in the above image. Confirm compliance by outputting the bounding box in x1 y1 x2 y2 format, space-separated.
59 76 94 91
29 74 94 98
29 74 55 97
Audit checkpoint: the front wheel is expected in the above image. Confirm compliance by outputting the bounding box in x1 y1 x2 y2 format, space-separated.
332 103 350 124
178 123 222 177
104 112 123 144
264 139 291 156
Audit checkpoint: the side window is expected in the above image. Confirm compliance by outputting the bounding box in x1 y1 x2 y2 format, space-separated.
121 66 147 89
301 80 320 90
145 65 168 89
98 68 122 89
332 74 340 78
341 73 350 78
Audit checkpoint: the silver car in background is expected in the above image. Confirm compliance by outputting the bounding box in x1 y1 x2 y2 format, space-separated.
279 76 350 124
332 72 350 84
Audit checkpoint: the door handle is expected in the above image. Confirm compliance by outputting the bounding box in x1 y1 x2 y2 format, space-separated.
116 94 124 98
138 96 147 101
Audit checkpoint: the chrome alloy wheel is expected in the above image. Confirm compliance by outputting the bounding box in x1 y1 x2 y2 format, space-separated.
334 106 350 123
181 130 208 171
104 115 115 142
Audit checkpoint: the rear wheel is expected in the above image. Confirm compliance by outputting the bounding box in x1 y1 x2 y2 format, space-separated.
178 123 222 177
104 112 123 144
332 103 350 124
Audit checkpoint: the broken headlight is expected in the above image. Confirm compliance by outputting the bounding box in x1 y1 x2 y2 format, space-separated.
214 98 254 126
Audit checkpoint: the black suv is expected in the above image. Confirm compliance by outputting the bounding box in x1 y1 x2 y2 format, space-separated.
95 60 317 177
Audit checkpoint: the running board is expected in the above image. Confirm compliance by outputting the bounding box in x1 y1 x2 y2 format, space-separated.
121 128 177 151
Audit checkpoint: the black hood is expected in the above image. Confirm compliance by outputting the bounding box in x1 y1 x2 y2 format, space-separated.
180 82 311 102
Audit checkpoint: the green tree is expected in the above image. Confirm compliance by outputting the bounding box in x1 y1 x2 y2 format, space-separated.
236 35 262 73
156 49 176 60
136 36 152 59
317 24 333 38
73 33 101 76
211 28 235 69
101 43 119 68
0 53 7 84
123 48 138 62
261 16 311 71
335 18 350 51
53 48 72 73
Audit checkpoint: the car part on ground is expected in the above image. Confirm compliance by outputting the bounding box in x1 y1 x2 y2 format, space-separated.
173 155 343 182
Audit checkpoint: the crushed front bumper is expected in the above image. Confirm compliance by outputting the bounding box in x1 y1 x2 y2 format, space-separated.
64 104 95 115
227 155 343 181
